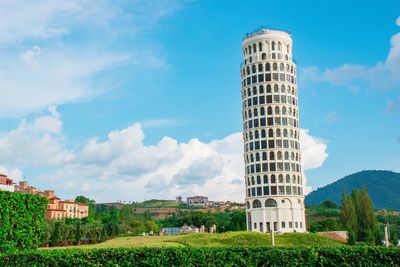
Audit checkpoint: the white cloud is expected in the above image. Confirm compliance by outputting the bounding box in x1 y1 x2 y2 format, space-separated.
0 0 183 117
0 108 329 202
0 106 74 166
300 129 328 170
302 17 400 91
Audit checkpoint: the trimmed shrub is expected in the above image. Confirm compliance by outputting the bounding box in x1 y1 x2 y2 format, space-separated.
0 191 47 252
1 246 400 266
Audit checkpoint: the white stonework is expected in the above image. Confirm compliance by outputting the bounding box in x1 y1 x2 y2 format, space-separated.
0 184 15 192
240 28 306 233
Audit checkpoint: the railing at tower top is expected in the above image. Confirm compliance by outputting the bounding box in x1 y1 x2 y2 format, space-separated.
239 58 298 68
243 26 291 40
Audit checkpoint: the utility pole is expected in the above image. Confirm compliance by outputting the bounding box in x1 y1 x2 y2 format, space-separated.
271 229 275 247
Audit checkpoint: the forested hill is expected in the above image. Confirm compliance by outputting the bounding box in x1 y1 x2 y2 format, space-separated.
305 170 400 211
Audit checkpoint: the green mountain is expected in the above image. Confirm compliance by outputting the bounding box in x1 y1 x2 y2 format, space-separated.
305 170 400 211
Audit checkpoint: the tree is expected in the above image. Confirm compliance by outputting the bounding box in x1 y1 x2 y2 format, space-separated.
321 200 338 209
50 222 62 247
341 188 379 245
75 220 82 245
358 187 379 244
340 192 357 244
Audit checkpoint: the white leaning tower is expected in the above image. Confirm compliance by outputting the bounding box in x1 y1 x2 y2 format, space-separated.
240 28 306 233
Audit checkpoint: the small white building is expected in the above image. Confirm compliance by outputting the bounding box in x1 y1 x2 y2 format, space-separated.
187 196 208 206
0 173 15 192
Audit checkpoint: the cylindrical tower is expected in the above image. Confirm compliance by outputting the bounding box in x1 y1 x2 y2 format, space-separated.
240 28 306 233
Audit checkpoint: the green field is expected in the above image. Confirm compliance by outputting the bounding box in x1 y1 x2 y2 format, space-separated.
42 231 344 250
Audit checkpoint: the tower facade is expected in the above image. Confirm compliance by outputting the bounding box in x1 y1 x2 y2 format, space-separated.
240 28 306 233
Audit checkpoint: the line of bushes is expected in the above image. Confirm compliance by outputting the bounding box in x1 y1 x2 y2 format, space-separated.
1 246 400 266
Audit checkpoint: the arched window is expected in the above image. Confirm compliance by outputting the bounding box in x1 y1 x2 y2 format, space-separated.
268 129 274 138
280 63 284 71
252 65 256 73
275 106 280 115
270 152 275 161
266 85 271 93
248 109 252 118
260 107 265 116
267 107 273 115
247 88 251 96
265 199 277 207
249 131 253 140
254 108 258 117
278 174 284 183
276 129 281 137
283 129 288 137
263 175 268 184
281 85 285 93
251 176 255 185
258 63 263 72
291 152 295 161
271 175 276 183
262 152 267 161
266 63 270 71
259 42 263 51
246 67 250 75
247 177 250 185
259 85 264 94
255 153 260 161
284 152 289 160
292 175 296 183
248 45 252 54
274 84 279 92
277 151 282 160
297 176 301 184
261 129 266 138
282 107 287 115
255 130 259 139
250 154 254 162
253 199 262 208
253 43 257 53
271 41 275 50
257 176 261 184
262 53 267 60
273 63 278 71
285 54 288 60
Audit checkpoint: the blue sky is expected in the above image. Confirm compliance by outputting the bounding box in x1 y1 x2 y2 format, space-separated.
0 0 399 202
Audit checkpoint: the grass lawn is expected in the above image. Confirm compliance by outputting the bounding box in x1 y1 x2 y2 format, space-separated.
41 231 344 250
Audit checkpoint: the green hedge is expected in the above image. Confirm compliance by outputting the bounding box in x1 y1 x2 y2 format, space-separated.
0 191 48 252
1 247 400 266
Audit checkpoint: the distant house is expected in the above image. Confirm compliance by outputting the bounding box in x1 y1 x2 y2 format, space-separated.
162 227 180 236
186 196 208 206
180 224 199 234
0 173 15 192
46 193 89 221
